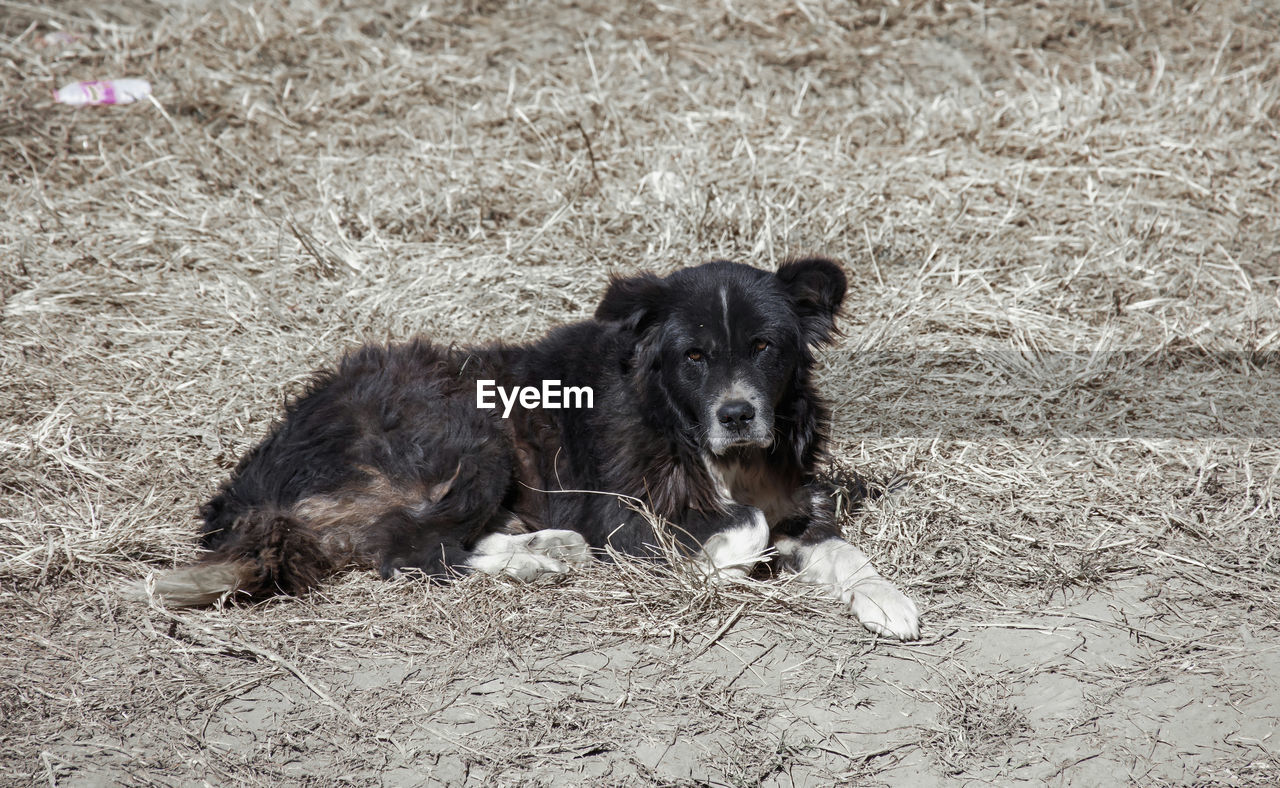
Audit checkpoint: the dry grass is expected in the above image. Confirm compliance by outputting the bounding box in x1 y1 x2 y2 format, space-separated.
3 0 1280 785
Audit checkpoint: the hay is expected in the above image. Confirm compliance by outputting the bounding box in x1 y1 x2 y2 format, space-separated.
3 0 1279 784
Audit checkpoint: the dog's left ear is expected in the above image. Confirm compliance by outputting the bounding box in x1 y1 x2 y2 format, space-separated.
776 257 847 346
595 272 669 333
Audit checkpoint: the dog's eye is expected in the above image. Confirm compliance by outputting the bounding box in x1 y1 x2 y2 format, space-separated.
686 349 704 362
752 339 769 353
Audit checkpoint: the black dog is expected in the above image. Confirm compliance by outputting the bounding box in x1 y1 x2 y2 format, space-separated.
139 258 919 640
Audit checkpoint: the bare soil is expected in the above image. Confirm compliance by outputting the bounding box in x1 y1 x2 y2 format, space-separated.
3 1 1279 785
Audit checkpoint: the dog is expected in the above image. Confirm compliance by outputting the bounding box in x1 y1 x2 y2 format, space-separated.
138 258 920 640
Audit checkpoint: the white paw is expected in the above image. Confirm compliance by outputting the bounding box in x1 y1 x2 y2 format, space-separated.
469 550 569 582
693 555 755 584
467 532 581 581
843 577 921 641
524 530 593 565
695 510 771 583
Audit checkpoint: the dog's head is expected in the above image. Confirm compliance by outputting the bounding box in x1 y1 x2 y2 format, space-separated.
596 258 847 455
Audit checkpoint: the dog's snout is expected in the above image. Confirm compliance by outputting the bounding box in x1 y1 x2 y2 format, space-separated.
717 400 756 427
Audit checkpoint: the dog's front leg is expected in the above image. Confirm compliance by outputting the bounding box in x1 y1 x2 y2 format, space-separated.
592 501 771 582
773 487 920 640
693 505 771 582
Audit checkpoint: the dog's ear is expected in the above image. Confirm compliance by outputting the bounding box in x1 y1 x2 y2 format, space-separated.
776 257 847 346
595 272 669 332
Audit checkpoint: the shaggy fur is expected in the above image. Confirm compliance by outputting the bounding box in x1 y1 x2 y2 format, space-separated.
137 258 920 640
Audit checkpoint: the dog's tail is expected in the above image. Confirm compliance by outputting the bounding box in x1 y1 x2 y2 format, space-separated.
129 560 259 607
127 511 336 606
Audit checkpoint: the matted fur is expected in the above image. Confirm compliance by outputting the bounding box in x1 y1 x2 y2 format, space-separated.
142 258 860 605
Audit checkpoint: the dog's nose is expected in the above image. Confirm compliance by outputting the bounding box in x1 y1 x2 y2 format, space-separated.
717 400 755 427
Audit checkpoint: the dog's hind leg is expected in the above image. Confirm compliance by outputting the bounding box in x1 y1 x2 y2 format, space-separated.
522 530 593 565
372 495 591 582
464 529 592 581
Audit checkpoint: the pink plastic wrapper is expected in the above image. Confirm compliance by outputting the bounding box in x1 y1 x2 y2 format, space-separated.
54 78 151 106
35 32 85 48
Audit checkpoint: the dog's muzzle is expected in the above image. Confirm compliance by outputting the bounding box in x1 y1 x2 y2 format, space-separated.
708 396 773 453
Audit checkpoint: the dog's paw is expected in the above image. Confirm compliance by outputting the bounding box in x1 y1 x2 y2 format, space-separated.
842 577 921 641
467 532 578 580
694 510 771 583
479 551 571 582
693 557 754 584
525 530 593 565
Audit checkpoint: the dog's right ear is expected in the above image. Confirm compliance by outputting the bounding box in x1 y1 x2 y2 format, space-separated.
595 273 669 332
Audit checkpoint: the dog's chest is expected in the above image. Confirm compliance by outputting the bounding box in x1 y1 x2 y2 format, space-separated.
708 459 802 526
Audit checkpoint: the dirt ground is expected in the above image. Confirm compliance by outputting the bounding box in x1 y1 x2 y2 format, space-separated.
3 0 1279 785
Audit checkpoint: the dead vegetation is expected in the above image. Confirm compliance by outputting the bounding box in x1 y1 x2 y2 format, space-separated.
3 0 1279 785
